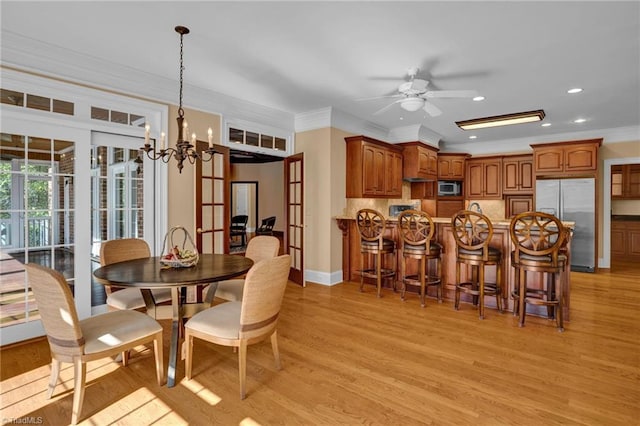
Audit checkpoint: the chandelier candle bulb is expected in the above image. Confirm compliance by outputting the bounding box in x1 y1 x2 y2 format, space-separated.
160 132 165 150
183 121 188 140
144 124 150 145
208 128 213 147
191 133 196 144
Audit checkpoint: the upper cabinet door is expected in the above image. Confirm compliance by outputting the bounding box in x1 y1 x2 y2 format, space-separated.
532 139 601 177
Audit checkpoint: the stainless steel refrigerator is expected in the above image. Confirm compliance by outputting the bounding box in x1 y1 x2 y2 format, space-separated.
535 178 596 272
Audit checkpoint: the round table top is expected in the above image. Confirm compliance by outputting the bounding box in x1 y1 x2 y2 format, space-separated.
93 253 254 288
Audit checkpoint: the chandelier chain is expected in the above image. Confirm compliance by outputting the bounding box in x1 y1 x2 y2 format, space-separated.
178 31 184 118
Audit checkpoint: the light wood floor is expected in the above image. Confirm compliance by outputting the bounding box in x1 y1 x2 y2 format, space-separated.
1 261 638 425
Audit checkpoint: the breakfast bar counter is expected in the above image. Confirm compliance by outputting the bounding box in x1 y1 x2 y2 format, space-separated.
335 215 574 320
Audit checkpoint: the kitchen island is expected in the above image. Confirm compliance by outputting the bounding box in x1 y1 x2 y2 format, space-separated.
335 215 574 320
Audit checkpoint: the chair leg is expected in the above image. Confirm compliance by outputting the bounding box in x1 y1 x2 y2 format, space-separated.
238 340 248 400
153 332 165 386
184 333 194 380
400 254 407 301
121 350 130 366
512 267 520 316
359 253 366 293
454 262 461 310
71 360 86 425
376 254 382 298
419 256 426 308
556 272 564 332
478 264 485 320
271 330 282 370
47 358 61 399
496 262 503 313
436 256 443 303
546 272 555 319
518 268 527 327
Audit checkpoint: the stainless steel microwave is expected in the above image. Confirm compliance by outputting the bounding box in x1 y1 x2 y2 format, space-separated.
438 181 462 196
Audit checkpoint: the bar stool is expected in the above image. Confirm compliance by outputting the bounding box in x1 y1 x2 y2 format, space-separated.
451 210 503 319
509 211 567 332
397 210 442 307
356 209 396 298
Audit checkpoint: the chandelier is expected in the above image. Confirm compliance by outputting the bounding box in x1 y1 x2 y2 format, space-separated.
139 26 217 173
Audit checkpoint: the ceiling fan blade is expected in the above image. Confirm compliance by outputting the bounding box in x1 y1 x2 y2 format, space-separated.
372 99 404 116
355 94 402 102
425 90 478 99
423 102 442 117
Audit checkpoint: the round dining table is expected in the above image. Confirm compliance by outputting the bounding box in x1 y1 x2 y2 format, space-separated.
93 253 253 387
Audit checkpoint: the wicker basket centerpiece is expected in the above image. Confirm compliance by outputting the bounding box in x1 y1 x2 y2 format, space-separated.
160 226 199 268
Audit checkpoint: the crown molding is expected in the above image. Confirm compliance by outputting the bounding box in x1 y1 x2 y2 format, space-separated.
387 124 441 147
1 30 295 132
441 125 640 155
294 107 389 141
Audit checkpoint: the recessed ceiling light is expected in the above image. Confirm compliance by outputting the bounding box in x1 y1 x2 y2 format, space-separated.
541 123 551 127
574 118 587 123
399 117 404 120
567 88 583 94
473 96 485 101
469 135 477 139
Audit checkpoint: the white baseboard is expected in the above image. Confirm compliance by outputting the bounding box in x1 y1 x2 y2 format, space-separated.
304 269 343 286
598 257 609 269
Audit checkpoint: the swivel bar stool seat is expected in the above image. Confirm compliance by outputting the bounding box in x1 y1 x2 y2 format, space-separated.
509 211 567 332
356 209 396 298
451 210 503 319
397 210 442 307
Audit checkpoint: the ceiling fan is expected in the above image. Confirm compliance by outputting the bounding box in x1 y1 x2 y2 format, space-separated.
361 67 479 117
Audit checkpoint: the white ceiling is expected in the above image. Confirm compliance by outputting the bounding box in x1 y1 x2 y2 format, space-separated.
2 1 639 148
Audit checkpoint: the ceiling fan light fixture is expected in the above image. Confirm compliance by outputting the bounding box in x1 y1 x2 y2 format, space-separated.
400 97 425 112
456 109 545 130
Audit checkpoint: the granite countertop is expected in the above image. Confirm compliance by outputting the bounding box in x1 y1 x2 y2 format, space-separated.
334 215 575 228
611 215 640 222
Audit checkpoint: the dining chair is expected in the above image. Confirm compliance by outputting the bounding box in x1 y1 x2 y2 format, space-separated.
451 210 503 319
230 214 249 247
356 208 397 298
397 210 442 307
183 254 291 399
509 211 567 331
208 235 280 302
26 263 164 425
100 238 173 312
255 216 276 236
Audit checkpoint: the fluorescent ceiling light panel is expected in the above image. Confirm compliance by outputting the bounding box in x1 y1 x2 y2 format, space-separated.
456 110 545 130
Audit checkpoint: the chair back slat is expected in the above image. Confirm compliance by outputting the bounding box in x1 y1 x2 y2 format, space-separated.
26 263 84 357
398 210 435 247
356 209 387 245
510 211 566 266
451 210 494 260
240 255 290 339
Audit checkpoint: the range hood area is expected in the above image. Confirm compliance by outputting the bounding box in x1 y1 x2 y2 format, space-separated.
398 142 439 183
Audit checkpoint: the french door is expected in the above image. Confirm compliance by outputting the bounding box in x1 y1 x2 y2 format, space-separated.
285 153 304 285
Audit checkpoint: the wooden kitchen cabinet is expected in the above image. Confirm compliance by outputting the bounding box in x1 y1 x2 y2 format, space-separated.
465 156 502 199
346 135 403 198
531 139 602 176
611 219 640 260
503 154 533 194
438 154 468 180
505 195 533 218
411 181 436 199
612 164 640 199
399 142 439 181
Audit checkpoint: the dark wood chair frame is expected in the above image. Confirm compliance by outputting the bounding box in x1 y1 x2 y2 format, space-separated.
356 209 396 298
255 216 276 236
230 215 249 246
451 210 503 319
397 210 442 307
509 211 567 332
